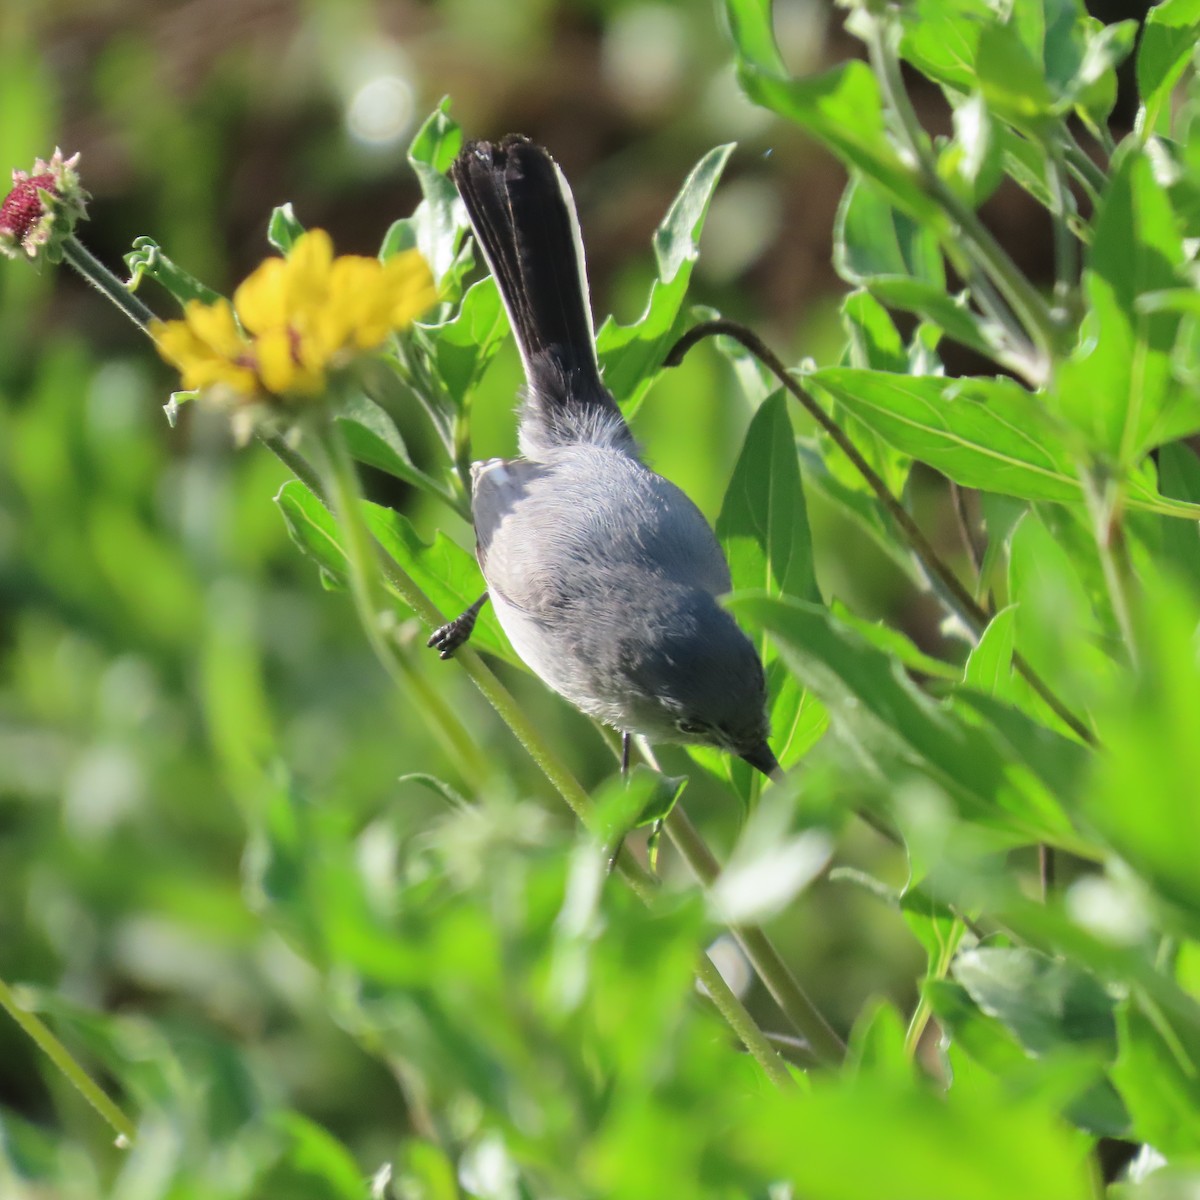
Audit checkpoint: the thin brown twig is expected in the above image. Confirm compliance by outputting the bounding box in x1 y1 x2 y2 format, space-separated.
666 319 1096 748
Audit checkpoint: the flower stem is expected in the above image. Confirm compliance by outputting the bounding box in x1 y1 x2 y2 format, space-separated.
62 236 157 329
0 974 136 1145
310 416 491 789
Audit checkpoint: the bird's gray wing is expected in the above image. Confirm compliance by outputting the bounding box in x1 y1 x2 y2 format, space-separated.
470 458 558 608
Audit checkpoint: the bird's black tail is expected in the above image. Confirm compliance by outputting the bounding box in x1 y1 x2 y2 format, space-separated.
451 136 630 452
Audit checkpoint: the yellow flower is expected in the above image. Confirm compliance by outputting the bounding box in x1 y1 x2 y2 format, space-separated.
150 229 437 406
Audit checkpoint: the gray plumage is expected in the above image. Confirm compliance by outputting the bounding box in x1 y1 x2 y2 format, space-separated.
445 136 775 774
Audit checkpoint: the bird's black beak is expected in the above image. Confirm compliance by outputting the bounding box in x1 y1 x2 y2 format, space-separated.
740 741 783 782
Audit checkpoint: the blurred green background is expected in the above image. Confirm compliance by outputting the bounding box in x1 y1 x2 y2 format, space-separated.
0 0 1126 1188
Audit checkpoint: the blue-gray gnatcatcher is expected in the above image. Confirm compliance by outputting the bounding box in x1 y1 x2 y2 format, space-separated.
428 135 778 779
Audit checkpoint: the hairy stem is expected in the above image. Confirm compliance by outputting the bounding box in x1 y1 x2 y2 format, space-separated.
62 236 157 329
667 806 846 1064
306 418 809 1081
311 416 492 789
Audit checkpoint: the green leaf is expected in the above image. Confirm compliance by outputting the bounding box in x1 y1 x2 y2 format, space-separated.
842 290 909 375
722 0 786 75
1112 994 1200 1156
953 946 1117 1057
810 366 1200 521
1005 508 1120 726
942 91 1005 206
1156 443 1200 595
737 60 940 225
727 593 1085 848
333 392 446 498
835 175 944 290
402 99 466 282
1072 19 1138 133
399 1141 460 1200
274 480 519 666
976 21 1058 133
1055 145 1191 465
591 765 688 840
846 999 914 1081
925 978 1031 1074
828 598 960 681
930 975 1129 1137
267 203 305 254
871 278 997 360
963 604 1017 698
1084 580 1200 923
417 275 508 410
261 1112 366 1200
766 661 829 770
809 368 1082 502
595 144 733 416
747 1045 1097 1200
898 0 991 95
124 237 222 307
1138 0 1200 136
716 391 819 602
997 124 1056 209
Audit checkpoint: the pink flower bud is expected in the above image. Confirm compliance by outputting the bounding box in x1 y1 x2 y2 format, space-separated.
0 149 89 262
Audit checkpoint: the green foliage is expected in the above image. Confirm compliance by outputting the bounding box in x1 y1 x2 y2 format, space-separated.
7 0 1200 1196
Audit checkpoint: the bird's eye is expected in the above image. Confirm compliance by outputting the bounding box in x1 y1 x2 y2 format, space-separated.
676 719 708 736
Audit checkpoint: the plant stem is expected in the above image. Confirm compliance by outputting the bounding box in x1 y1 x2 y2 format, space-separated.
0 975 136 1145
1046 149 1079 304
307 417 808 1081
310 416 492 789
57 232 823 1082
666 319 1096 749
865 19 1062 371
1082 469 1140 667
260 431 328 501
693 954 797 1087
664 804 846 1064
62 236 158 329
1038 844 1057 901
1063 134 1108 199
904 914 967 1060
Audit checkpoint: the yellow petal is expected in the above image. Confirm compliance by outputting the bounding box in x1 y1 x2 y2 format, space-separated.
189 360 259 396
254 327 299 395
151 312 257 397
381 250 437 328
329 256 393 350
235 258 289 334
150 317 208 371
184 298 248 360
283 229 335 313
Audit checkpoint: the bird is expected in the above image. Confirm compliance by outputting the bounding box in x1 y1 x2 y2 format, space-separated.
428 135 778 780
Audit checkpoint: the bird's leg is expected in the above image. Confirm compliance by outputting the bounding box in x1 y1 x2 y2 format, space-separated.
427 592 489 659
620 731 631 776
